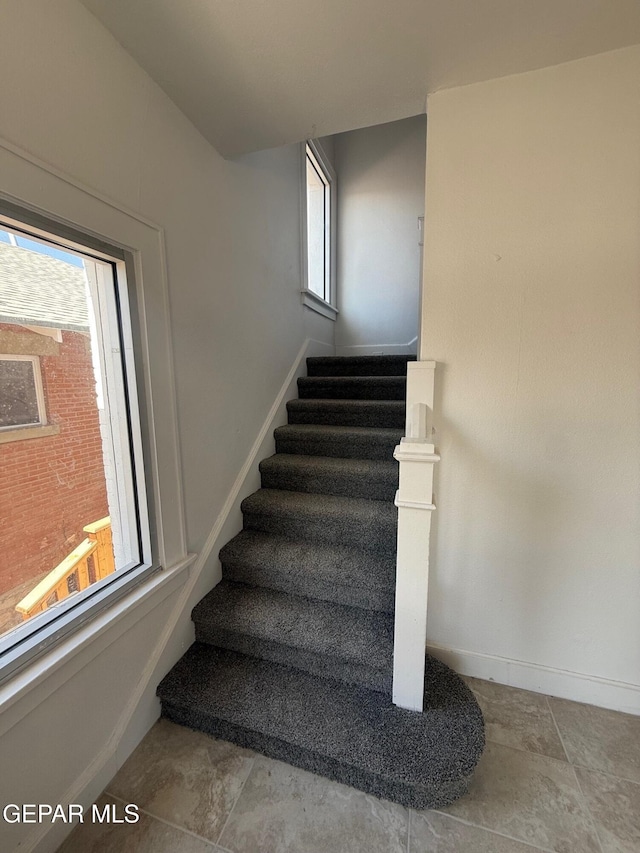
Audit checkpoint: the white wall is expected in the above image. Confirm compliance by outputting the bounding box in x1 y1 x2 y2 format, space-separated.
0 1 333 849
334 116 426 354
422 46 640 711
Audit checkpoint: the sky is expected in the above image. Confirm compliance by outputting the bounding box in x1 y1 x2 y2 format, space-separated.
0 229 84 267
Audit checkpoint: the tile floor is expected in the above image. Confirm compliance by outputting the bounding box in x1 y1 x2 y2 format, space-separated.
58 677 640 853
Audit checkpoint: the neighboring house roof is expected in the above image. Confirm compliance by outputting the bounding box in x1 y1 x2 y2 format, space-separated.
0 242 89 332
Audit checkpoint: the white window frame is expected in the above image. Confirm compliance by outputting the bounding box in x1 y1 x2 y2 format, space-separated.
0 353 47 430
0 218 154 677
300 140 338 320
83 255 148 576
0 141 190 690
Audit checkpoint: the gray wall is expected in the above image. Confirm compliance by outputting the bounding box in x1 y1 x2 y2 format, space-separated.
333 115 426 354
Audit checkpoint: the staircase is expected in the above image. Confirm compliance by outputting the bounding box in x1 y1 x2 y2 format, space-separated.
158 355 484 809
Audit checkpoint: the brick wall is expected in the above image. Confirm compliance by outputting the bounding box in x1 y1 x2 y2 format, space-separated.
0 324 109 594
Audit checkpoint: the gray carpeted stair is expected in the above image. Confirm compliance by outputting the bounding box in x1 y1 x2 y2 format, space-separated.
298 375 406 400
275 424 403 460
287 398 406 428
158 353 484 809
259 453 398 501
219 530 396 612
242 488 397 554
193 580 394 692
159 645 484 810
306 354 416 377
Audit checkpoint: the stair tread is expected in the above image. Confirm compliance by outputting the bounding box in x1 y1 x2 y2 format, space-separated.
219 530 396 613
242 488 396 528
220 529 395 590
288 398 406 410
275 423 402 461
193 580 393 671
275 423 403 440
298 376 406 401
261 452 397 475
306 355 416 377
287 398 406 429
260 453 397 501
241 489 397 555
158 644 485 809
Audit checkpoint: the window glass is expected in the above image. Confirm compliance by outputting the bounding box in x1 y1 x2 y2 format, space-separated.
305 145 331 302
0 357 41 428
0 220 148 653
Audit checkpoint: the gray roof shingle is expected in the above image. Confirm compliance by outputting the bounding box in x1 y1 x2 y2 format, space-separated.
0 242 89 332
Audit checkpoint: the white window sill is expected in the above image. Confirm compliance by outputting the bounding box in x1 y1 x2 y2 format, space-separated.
0 552 196 729
301 289 338 321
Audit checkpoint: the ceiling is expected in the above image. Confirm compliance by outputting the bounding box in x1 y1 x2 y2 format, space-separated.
80 0 640 157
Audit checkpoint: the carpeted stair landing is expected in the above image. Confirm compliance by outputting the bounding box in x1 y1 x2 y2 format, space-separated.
158 354 484 809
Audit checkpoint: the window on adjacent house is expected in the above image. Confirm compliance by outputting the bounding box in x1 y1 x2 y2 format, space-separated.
0 354 46 429
302 141 337 318
0 213 151 679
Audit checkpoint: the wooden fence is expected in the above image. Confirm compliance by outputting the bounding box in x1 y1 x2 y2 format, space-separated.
15 517 115 620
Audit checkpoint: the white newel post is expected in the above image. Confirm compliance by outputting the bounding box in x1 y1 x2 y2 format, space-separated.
392 361 440 712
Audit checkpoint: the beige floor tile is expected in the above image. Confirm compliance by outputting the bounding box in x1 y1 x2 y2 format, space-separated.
219 755 408 853
440 742 600 853
575 767 640 853
106 719 254 844
466 678 567 761
410 810 547 852
548 697 640 783
57 794 219 852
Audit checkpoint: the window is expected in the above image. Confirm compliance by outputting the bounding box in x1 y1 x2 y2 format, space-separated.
306 146 330 300
0 141 188 693
0 211 153 680
0 354 46 429
301 141 337 319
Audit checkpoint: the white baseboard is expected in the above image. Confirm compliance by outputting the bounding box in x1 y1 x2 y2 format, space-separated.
336 337 417 357
31 743 118 853
428 643 640 716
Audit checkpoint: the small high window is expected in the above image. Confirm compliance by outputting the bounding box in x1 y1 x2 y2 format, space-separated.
301 141 337 319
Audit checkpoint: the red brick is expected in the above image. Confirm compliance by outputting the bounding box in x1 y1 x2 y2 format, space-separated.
0 325 109 591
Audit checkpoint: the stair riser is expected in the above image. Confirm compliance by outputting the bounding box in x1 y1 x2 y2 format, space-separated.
298 377 406 400
275 435 399 461
242 509 397 554
259 462 397 501
194 626 391 693
161 702 475 810
306 355 416 377
220 559 395 613
287 401 406 429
